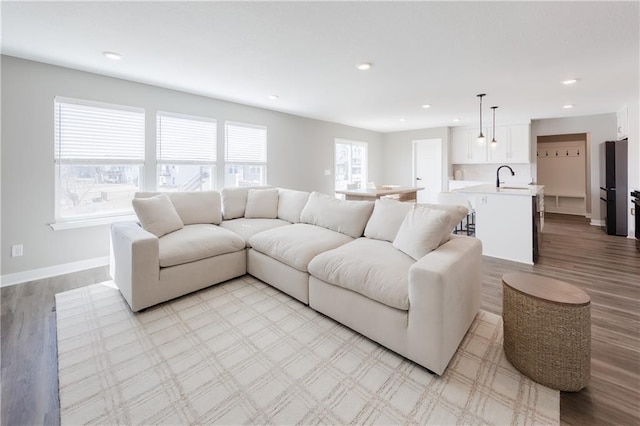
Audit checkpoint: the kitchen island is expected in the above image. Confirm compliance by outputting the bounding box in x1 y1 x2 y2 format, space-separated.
456 184 544 265
335 186 424 201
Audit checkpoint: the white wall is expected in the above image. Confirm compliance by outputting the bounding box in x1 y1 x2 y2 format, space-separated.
1 56 383 276
382 127 450 186
530 113 627 229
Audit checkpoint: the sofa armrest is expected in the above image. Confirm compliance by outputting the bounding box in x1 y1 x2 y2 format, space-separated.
406 235 483 374
110 221 160 312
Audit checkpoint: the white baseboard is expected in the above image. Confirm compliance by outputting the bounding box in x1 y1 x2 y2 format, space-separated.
590 219 605 227
1 256 110 287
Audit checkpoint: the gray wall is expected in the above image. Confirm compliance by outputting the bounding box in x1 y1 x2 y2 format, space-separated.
381 126 450 186
1 56 383 275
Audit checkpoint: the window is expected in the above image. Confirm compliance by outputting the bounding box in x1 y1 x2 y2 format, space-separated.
224 121 267 187
54 97 144 221
334 139 368 191
157 112 216 192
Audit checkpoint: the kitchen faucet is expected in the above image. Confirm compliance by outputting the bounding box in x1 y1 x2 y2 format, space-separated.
496 165 515 188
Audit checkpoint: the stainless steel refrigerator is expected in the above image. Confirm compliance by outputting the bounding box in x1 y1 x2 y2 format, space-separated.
599 140 628 236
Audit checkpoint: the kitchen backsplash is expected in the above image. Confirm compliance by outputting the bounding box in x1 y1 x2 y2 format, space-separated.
452 164 533 184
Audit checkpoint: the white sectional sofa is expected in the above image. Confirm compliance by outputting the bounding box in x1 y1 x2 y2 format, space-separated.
110 187 482 375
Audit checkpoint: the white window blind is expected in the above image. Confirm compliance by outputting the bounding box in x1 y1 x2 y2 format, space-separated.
225 122 267 163
55 98 144 162
157 113 216 163
53 97 144 221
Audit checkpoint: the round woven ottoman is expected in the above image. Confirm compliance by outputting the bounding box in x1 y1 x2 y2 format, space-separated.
502 272 591 391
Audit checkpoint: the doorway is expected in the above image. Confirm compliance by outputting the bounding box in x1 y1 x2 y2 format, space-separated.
412 139 444 203
536 133 589 217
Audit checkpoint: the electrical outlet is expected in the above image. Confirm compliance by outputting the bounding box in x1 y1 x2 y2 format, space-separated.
11 244 23 257
324 169 331 176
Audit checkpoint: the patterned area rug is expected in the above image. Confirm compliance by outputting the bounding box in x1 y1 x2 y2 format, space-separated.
56 276 559 425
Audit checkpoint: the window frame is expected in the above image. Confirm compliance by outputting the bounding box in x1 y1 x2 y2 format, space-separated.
224 120 268 188
334 138 368 192
53 97 145 223
156 111 217 192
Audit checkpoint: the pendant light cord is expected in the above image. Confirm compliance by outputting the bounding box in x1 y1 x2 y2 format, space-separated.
477 93 486 138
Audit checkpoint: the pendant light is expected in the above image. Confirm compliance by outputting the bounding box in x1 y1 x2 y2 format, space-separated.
477 93 486 146
490 106 498 149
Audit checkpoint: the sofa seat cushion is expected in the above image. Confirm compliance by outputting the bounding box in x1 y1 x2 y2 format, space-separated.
249 223 353 272
308 238 414 310
158 224 245 268
219 218 292 247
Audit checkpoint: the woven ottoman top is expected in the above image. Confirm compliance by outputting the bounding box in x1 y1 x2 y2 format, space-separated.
502 272 590 306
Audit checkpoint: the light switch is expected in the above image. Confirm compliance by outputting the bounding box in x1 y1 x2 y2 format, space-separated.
11 244 23 257
324 169 331 176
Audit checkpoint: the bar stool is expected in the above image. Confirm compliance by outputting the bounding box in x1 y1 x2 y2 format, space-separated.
436 192 475 236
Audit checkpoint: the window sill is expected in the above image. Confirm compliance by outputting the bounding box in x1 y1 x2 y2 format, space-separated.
50 214 138 231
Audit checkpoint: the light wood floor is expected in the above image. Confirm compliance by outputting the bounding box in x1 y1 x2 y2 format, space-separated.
2 213 639 425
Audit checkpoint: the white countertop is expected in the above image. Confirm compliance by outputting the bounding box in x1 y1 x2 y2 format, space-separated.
455 184 544 196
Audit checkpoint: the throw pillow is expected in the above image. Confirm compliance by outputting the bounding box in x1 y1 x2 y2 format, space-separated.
221 186 272 219
393 206 450 260
245 188 279 219
277 188 310 223
419 203 469 245
300 191 374 238
221 187 250 220
364 198 413 242
132 194 184 238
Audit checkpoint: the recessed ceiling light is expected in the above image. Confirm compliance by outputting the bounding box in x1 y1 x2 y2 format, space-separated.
453 118 461 122
399 118 406 122
562 79 577 85
421 104 432 109
356 63 372 71
268 94 279 100
563 104 574 109
103 51 122 61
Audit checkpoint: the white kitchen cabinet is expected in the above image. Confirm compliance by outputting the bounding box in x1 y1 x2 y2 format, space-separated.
451 127 488 164
450 127 471 164
617 105 628 140
470 126 490 162
507 124 531 163
487 125 509 163
452 123 530 164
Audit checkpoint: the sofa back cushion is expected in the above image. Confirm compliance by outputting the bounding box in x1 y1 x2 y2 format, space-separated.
364 198 414 242
221 186 271 220
277 188 310 223
418 203 469 245
393 206 450 260
135 191 222 225
132 194 184 237
300 192 374 238
245 188 279 219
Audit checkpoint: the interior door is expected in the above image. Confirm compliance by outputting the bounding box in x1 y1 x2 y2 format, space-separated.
413 139 443 203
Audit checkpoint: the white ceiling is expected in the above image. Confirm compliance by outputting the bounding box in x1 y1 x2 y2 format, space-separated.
2 1 638 132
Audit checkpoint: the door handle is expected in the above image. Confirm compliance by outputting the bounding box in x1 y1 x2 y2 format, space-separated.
416 177 422 180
